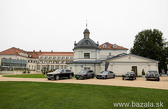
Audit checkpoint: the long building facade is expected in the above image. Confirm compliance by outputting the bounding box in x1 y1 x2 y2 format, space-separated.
0 27 159 75
0 48 73 72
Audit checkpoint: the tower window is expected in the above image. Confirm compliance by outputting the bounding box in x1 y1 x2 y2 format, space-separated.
84 53 90 59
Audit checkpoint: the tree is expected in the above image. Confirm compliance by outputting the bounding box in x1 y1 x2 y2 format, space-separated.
130 29 167 73
165 47 168 73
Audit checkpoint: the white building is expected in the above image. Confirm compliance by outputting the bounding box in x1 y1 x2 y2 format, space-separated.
67 28 159 76
0 47 73 73
0 27 159 75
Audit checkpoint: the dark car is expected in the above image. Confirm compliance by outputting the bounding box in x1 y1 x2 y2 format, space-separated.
47 69 74 80
122 71 136 80
96 71 115 79
75 70 95 80
145 70 160 81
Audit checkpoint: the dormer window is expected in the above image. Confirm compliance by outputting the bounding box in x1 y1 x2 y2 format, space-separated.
103 44 107 48
113 44 117 48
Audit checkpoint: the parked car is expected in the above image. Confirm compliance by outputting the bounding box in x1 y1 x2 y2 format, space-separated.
145 70 160 81
96 71 115 79
122 71 136 80
75 70 95 80
47 69 74 80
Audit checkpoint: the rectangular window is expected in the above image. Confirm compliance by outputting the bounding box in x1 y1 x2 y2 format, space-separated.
55 65 59 69
51 65 54 70
84 67 90 70
84 53 90 59
37 65 40 70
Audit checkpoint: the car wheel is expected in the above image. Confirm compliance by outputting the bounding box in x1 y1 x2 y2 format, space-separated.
69 74 72 79
158 78 160 81
55 75 60 80
113 75 115 78
92 75 94 78
80 76 83 79
122 77 124 80
47 78 51 80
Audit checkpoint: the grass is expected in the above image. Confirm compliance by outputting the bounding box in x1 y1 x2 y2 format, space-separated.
0 81 167 109
3 74 46 78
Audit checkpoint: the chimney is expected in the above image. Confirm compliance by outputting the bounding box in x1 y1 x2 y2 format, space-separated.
33 50 35 52
39 50 41 52
51 50 53 52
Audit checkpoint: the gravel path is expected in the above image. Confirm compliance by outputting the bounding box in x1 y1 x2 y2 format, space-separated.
0 75 168 90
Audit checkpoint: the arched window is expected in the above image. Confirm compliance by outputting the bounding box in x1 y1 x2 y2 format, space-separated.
113 44 117 48
103 44 106 48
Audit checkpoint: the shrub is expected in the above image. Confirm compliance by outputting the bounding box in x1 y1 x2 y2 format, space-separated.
46 71 49 74
23 70 26 74
142 69 145 75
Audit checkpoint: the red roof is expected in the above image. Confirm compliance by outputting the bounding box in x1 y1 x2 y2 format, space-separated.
0 47 28 55
99 42 128 50
40 52 74 56
0 47 73 59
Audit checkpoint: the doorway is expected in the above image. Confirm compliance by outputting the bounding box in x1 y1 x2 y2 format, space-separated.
132 66 137 76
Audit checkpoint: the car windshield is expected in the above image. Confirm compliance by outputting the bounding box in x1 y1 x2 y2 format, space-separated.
79 70 87 74
126 72 134 74
101 71 108 74
148 71 157 74
54 69 62 73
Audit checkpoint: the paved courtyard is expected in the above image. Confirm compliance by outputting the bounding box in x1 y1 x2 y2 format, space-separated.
0 75 168 90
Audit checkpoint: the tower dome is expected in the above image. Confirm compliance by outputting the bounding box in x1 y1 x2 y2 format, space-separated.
84 28 90 33
74 28 99 49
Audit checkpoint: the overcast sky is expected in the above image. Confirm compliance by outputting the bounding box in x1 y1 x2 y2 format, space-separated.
0 0 168 52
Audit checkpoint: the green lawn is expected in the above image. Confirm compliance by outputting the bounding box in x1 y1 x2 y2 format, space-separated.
0 81 167 109
3 74 46 78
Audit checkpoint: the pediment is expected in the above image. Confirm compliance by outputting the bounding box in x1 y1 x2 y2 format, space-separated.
106 54 158 63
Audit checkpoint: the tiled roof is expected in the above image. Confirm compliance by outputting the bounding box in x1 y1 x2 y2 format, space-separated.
68 60 102 64
105 53 159 62
39 52 74 56
27 52 44 59
0 47 73 59
0 47 28 55
99 42 128 50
